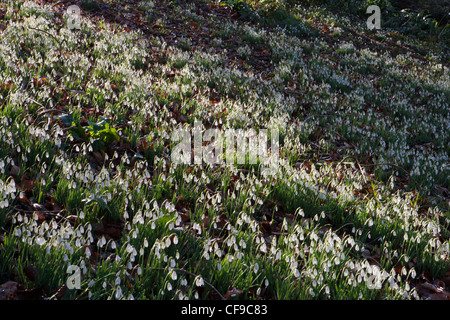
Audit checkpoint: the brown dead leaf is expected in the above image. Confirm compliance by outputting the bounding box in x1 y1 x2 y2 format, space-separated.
136 138 148 153
205 182 214 192
20 174 35 192
10 165 20 178
420 282 439 293
23 265 39 282
102 224 123 240
432 279 446 290
224 287 243 300
180 213 190 223
419 269 432 282
440 276 450 287
285 213 295 225
260 221 271 236
202 216 210 228
176 112 187 123
416 282 450 300
92 151 104 163
0 281 18 300
33 211 46 222
17 192 32 205
91 222 104 233
394 265 403 275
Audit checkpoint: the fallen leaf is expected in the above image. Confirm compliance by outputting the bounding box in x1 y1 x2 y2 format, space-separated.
202 216 210 228
261 221 271 235
416 282 450 300
432 279 446 290
427 293 449 300
23 265 39 282
440 276 450 287
180 213 190 223
92 151 104 163
33 210 46 222
10 165 20 178
92 222 123 240
20 174 35 192
0 281 18 300
224 287 243 300
176 112 187 123
103 226 122 239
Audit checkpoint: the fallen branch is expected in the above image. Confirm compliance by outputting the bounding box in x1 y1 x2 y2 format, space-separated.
27 26 63 49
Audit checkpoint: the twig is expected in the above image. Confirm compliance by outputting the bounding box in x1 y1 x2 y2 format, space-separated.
26 97 45 113
27 26 63 51
62 125 77 132
26 99 66 125
52 1 64 8
36 108 67 117
13 207 70 222
356 160 368 184
438 20 449 40
13 207 63 214
31 106 67 124
27 26 60 44
339 154 368 184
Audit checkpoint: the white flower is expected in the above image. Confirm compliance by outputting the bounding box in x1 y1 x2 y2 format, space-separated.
14 228 22 237
195 277 204 287
35 237 46 246
115 286 123 299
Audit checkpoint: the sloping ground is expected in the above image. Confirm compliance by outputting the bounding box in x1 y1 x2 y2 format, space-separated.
0 0 449 300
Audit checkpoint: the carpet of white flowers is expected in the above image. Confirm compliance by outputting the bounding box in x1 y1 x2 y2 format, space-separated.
0 0 449 300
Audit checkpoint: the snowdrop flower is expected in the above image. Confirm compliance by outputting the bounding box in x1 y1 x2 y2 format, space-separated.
195 277 204 287
115 286 123 299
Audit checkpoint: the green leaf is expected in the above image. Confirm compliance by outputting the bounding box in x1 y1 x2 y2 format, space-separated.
58 113 76 127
